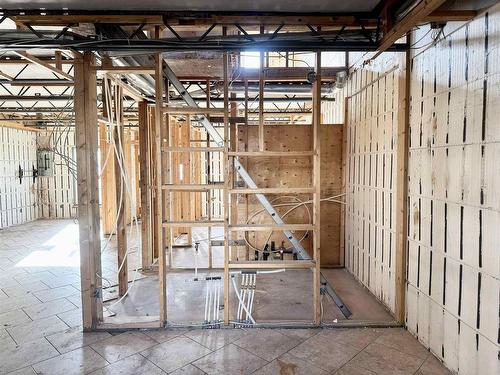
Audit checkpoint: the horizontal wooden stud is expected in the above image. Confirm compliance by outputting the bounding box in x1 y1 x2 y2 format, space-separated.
161 146 224 152
162 220 225 227
162 184 225 191
228 260 316 269
162 106 224 115
227 151 315 157
229 187 314 194
229 224 315 231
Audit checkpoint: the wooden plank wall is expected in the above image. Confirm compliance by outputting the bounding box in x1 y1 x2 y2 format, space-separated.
37 127 78 220
405 6 500 374
0 125 38 228
236 124 343 266
343 52 405 312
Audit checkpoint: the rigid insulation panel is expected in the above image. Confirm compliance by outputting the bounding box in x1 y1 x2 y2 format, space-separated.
0 125 38 228
406 4 500 374
37 127 78 219
343 53 405 313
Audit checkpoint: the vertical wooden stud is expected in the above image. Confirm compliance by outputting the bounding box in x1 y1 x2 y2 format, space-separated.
113 85 128 297
223 51 230 325
138 100 153 269
312 52 322 325
75 51 102 330
154 52 166 326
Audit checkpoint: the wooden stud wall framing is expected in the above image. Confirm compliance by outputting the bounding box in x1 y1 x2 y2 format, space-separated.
405 7 500 374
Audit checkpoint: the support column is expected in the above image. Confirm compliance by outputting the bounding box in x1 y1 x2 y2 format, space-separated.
139 100 153 269
113 85 128 297
75 51 102 330
154 52 166 325
312 52 322 325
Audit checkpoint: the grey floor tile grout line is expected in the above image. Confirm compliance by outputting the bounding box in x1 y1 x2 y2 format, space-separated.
137 352 169 374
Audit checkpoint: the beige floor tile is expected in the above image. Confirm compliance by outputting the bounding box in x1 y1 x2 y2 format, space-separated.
89 354 165 375
46 326 112 354
233 329 301 361
349 342 425 375
0 331 17 350
169 364 206 374
334 363 378 375
23 298 77 320
57 309 83 327
288 333 360 372
1 281 49 298
185 328 246 350
6 366 37 374
90 331 157 363
0 308 32 328
0 294 41 315
374 328 430 360
277 328 320 342
415 355 453 375
7 315 68 344
66 294 83 308
32 347 108 375
144 328 189 343
253 352 327 375
33 285 79 302
315 328 382 350
0 337 59 373
141 337 212 373
192 343 267 375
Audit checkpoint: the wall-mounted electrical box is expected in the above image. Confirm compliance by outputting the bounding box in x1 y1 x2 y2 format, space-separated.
37 149 54 177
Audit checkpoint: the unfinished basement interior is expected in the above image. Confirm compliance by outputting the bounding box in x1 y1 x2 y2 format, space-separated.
0 1 498 374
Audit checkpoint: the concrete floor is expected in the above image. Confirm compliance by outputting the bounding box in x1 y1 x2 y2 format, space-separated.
0 219 453 374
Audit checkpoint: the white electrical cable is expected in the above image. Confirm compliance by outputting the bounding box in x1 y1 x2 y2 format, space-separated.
99 76 142 312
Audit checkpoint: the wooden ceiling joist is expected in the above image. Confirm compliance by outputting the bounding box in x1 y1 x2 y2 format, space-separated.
374 0 448 58
11 14 164 26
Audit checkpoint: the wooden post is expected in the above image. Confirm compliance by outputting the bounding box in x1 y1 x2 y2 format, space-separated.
339 97 348 267
206 79 213 269
312 52 322 325
138 100 153 269
223 52 230 325
258 44 265 151
75 51 102 330
395 49 411 324
112 85 128 297
154 52 166 325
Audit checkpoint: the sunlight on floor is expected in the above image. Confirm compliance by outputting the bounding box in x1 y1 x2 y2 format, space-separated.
15 223 80 268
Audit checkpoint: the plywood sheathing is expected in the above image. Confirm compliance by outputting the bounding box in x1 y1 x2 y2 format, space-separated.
235 124 343 266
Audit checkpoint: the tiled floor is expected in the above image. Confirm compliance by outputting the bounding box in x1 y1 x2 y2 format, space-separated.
0 220 453 374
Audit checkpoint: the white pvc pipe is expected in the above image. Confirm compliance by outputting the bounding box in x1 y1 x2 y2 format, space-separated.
231 276 256 324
